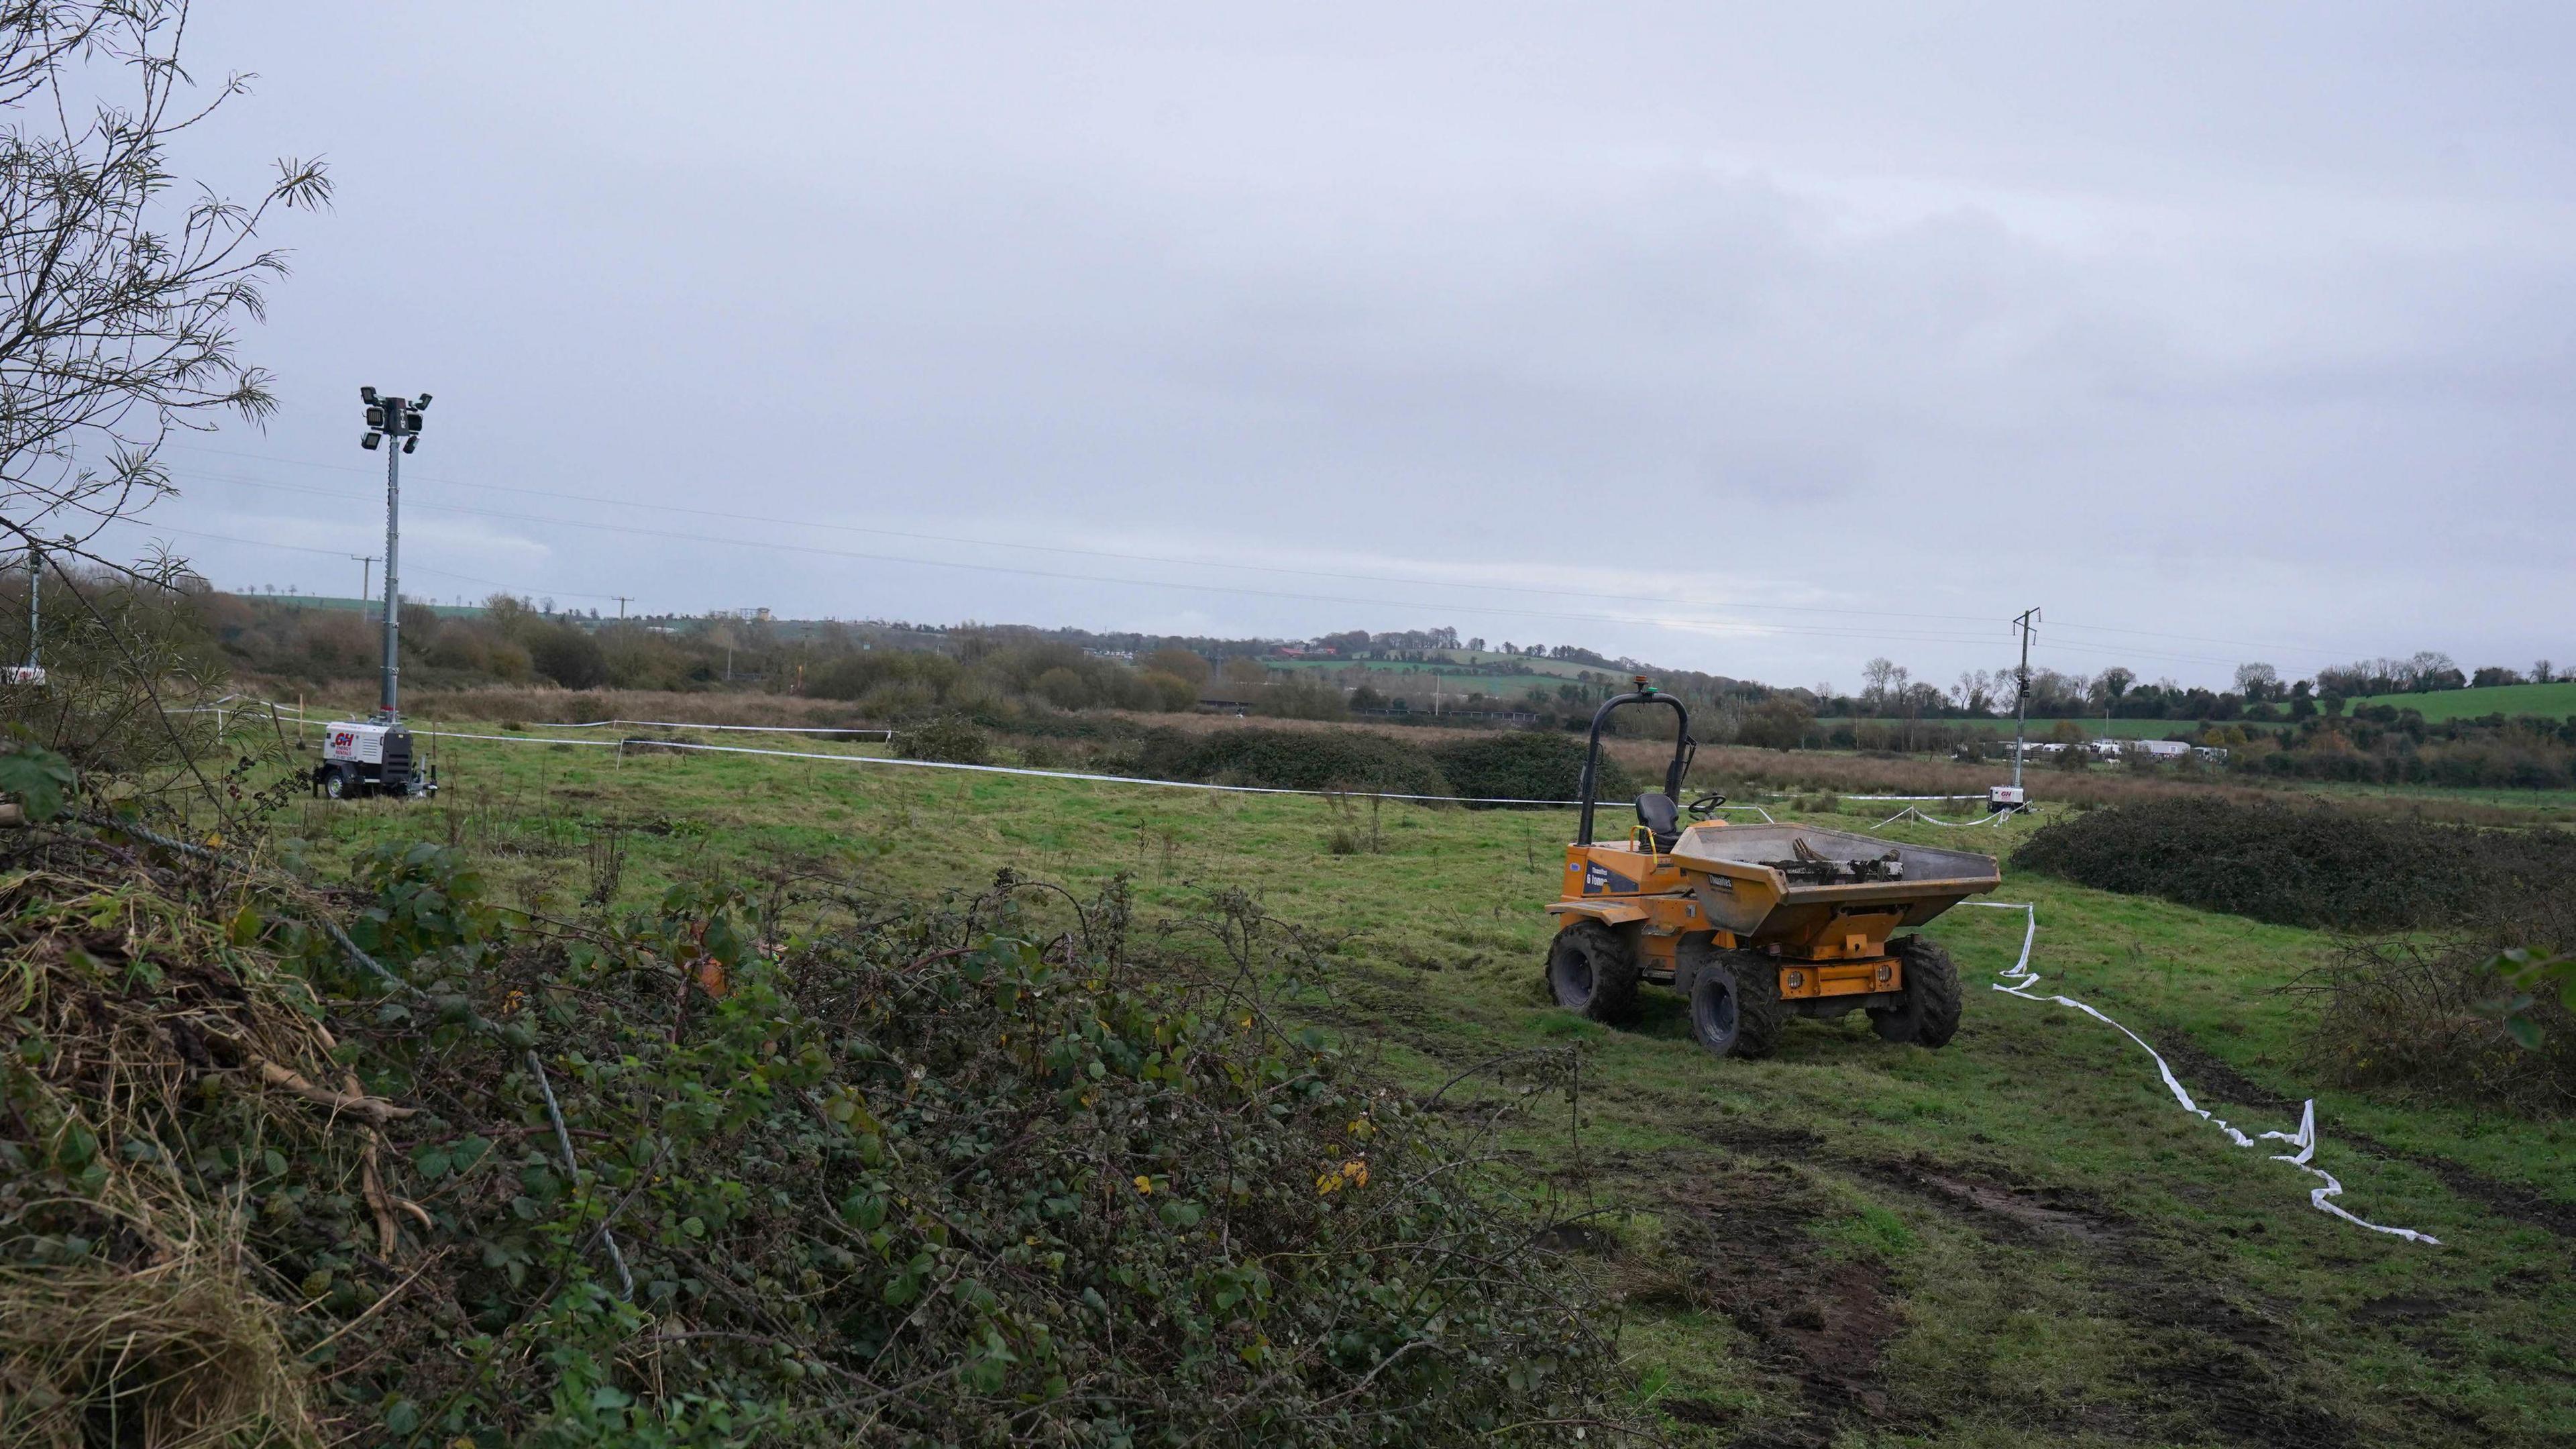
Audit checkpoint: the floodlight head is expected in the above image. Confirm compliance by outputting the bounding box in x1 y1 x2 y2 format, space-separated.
362 431 382 450
401 435 418 454
413 393 431 409
365 405 386 429
360 385 379 405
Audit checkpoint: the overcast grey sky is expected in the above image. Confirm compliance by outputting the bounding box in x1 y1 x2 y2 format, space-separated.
109 2 2575 690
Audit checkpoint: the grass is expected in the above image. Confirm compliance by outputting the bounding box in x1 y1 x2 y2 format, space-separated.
265 718 2576 1447
2344 681 2576 723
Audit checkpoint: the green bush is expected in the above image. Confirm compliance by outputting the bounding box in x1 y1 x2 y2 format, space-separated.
2012 796 2576 932
527 622 608 690
1428 731 1635 809
1134 727 1452 797
895 714 993 765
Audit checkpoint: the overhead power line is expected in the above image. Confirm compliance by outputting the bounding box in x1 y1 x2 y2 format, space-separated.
160 472 2023 647
162 442 2005 627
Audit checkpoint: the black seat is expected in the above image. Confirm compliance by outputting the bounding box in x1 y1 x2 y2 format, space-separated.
1634 792 1680 851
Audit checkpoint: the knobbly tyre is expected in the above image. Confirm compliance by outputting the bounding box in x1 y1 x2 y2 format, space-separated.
312 716 437 800
1544 679 2000 1058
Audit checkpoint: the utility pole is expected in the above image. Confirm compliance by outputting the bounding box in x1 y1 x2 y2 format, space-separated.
2010 606 2040 792
351 554 376 618
360 387 432 718
614 594 631 623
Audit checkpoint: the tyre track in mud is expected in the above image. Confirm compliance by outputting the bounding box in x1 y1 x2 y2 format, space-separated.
1682 1120 2370 1448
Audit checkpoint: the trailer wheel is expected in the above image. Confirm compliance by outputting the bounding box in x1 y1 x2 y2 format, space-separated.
1546 920 1640 1024
1681 942 1784 1059
1872 936 1964 1048
320 765 349 800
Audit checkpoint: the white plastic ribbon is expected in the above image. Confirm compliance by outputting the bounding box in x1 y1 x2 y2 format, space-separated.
1964 901 2438 1245
1872 805 2006 829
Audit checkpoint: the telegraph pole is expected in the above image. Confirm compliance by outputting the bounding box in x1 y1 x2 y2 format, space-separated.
614 594 631 623
359 388 431 718
351 554 376 618
2010 606 2040 792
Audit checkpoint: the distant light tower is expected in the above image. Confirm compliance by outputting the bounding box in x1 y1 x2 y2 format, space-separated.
359 387 431 718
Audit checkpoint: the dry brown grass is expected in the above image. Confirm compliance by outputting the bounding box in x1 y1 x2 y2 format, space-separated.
0 863 345 1448
0 1238 314 1449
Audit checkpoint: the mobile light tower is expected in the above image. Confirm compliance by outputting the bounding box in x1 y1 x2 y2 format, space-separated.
3 539 51 688
313 388 438 800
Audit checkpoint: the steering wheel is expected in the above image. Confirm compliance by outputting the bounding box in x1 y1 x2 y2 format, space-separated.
1685 792 1727 820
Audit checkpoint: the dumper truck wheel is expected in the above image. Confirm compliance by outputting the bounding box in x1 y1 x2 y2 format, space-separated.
1872 936 1963 1048
1680 941 1784 1059
1546 920 1640 1024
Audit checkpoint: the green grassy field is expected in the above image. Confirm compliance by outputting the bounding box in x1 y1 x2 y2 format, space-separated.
1266 652 1614 698
2345 681 2576 722
282 728 2576 1446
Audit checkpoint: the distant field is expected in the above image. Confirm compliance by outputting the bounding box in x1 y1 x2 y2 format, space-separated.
1817 715 2288 739
1264 657 1600 698
2345 680 2576 722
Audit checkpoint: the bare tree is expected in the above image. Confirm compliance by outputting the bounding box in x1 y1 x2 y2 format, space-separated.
1951 667 1994 714
0 1 328 558
1859 656 1904 712
2233 661 2279 702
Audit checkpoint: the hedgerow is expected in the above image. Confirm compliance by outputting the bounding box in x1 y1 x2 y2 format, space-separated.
0 832 1621 1447
2010 796 2576 931
1428 733 1635 810
1132 727 1454 798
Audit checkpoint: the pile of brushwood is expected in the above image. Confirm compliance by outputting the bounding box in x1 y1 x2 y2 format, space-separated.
2010 795 2576 932
2017 796 2576 1112
0 826 1621 1446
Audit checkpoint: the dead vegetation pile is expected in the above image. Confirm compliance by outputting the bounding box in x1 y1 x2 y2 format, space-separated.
0 827 1624 1446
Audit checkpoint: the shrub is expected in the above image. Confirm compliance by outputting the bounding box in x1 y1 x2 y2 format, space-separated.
1136 727 1451 796
2012 796 2576 932
2293 906 2576 1116
1737 696 1816 751
1429 731 1635 808
526 622 608 690
1032 665 1091 710
0 839 1625 1445
895 714 992 765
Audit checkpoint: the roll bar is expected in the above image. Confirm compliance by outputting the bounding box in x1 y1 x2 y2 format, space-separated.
1574 677 1695 846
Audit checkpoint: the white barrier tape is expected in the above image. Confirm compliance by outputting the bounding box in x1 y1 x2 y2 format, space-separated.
258 702 892 739
1962 901 2437 1245
419 726 1785 815
1843 794 1997 802
414 728 619 749
1872 806 2005 829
